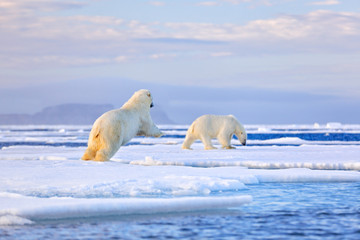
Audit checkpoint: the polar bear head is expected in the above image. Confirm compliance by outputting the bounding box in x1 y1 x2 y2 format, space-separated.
232 116 247 146
123 89 154 110
236 125 247 146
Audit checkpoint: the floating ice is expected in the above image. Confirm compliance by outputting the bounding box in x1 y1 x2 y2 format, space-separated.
326 122 342 128
1 124 360 225
131 156 164 166
252 137 307 145
257 127 271 132
0 193 252 224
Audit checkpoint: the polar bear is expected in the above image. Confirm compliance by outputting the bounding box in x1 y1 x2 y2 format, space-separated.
182 114 247 150
81 89 163 161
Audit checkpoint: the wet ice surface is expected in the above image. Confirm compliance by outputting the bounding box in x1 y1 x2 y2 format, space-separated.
1 124 360 239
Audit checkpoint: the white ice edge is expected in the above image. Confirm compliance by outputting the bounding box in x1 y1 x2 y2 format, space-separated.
0 193 252 225
129 158 360 171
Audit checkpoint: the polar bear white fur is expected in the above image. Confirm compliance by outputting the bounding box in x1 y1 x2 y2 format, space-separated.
182 114 247 150
82 89 163 161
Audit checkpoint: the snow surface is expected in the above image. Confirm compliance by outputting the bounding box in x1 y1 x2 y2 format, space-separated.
1 124 360 225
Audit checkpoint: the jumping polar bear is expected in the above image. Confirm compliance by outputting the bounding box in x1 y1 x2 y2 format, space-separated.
182 114 247 150
82 89 163 161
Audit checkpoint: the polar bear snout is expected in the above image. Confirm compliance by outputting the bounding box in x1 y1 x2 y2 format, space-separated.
150 102 154 108
238 132 247 146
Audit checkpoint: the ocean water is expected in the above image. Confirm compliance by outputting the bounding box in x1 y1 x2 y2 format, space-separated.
1 123 360 239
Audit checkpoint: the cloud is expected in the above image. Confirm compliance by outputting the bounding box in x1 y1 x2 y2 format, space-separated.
150 53 177 59
1 0 359 76
160 10 360 42
2 0 358 44
221 0 273 6
310 0 340 6
0 54 120 70
0 0 86 13
115 56 128 62
221 0 253 4
196 0 272 6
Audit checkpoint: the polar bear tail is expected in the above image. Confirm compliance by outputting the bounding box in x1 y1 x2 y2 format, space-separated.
188 123 195 134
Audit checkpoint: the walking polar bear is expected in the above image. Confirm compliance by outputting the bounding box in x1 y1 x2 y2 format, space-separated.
82 89 163 161
182 114 247 150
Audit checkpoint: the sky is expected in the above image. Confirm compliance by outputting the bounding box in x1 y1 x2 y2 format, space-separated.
0 0 359 124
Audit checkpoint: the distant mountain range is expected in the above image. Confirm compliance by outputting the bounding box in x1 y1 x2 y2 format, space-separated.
0 104 174 125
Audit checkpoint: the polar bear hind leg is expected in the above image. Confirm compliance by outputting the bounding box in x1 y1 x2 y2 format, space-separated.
81 148 96 161
94 142 120 161
94 135 122 161
82 129 121 161
81 133 100 160
94 148 111 162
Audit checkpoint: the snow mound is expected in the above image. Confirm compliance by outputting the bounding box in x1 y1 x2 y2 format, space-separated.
326 122 342 128
241 161 360 171
261 137 307 145
0 215 34 225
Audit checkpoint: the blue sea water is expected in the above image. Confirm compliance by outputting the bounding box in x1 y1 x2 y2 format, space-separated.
0 124 360 239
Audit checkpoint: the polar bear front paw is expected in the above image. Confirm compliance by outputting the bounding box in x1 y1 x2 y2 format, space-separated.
154 132 164 138
204 146 217 150
182 146 193 150
223 145 235 149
